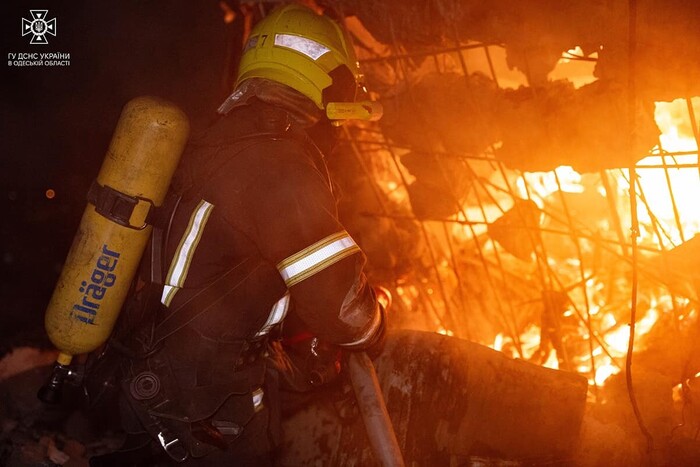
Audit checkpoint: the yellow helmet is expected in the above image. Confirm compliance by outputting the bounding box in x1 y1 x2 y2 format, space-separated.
235 4 381 122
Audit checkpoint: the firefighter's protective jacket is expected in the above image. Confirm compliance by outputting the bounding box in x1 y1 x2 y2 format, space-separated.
113 96 382 460
162 98 382 349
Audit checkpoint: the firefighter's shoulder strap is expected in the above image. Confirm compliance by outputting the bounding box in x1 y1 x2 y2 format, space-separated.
147 191 182 286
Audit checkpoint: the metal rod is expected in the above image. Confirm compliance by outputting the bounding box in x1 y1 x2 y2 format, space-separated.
658 141 686 243
360 42 495 64
685 97 700 179
441 221 473 340
448 24 525 354
483 44 501 88
600 170 630 258
625 0 655 453
553 170 597 387
383 18 463 336
347 352 406 467
340 137 700 168
357 211 682 257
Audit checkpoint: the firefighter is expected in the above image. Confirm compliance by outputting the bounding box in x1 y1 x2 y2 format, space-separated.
89 4 385 466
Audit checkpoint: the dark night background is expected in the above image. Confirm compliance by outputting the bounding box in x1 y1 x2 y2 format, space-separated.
0 0 242 353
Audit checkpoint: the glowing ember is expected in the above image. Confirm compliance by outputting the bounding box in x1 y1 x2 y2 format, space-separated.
593 359 619 386
543 350 560 370
491 333 505 352
602 309 658 354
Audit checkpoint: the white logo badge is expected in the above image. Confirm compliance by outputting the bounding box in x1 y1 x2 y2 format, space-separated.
22 10 57 45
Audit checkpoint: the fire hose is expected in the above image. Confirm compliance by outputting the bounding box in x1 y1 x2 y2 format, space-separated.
347 351 406 467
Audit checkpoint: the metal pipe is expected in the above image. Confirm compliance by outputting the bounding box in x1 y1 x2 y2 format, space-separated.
347 351 405 467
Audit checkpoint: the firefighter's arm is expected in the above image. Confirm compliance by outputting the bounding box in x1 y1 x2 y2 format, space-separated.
276 239 385 352
239 142 385 349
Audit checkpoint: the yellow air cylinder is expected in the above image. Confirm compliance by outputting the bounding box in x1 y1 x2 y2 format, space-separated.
44 96 189 367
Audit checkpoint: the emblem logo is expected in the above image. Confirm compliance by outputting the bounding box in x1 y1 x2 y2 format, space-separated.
21 10 57 45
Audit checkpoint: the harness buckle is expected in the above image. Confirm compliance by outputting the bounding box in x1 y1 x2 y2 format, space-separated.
87 180 154 230
157 430 188 463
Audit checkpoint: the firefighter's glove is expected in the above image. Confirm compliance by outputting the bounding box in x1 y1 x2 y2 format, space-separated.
341 298 388 360
280 333 343 388
306 337 342 387
362 286 390 359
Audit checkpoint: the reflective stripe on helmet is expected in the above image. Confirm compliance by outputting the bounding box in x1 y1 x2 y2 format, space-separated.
277 231 360 287
243 35 259 53
274 33 331 60
255 292 290 337
161 200 214 306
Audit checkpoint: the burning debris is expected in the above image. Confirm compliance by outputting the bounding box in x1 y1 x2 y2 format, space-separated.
334 0 700 99
328 3 700 461
381 74 659 173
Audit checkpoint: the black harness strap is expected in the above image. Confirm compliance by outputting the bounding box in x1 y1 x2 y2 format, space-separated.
153 257 260 346
148 191 182 285
87 181 155 230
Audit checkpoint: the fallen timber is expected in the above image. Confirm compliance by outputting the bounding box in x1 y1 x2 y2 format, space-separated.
279 330 588 466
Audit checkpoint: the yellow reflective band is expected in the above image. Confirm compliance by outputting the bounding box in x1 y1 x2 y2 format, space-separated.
161 285 177 307
161 200 215 306
277 231 360 287
255 292 290 337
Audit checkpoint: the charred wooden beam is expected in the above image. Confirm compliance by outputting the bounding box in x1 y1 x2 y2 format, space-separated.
279 330 588 465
